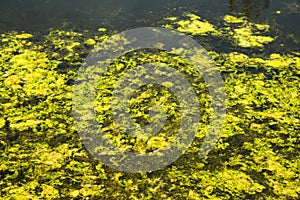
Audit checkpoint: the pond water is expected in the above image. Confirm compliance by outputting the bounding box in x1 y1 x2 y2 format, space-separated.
0 0 299 52
0 0 299 53
1 0 299 199
0 0 298 34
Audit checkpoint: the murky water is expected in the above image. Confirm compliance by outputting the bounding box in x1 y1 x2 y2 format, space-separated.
0 0 298 33
0 0 299 52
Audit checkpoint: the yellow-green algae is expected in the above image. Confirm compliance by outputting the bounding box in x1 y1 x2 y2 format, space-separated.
165 14 275 48
165 13 220 36
0 13 299 200
224 14 274 47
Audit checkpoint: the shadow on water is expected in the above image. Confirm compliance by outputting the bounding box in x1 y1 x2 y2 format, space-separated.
0 0 193 32
0 0 298 51
228 0 270 19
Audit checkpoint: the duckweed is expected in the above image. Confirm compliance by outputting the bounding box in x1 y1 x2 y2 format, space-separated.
0 13 299 199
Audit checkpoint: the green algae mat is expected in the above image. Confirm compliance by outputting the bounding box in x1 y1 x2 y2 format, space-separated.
0 4 300 200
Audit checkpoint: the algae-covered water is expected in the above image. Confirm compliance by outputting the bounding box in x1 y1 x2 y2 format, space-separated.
0 0 299 199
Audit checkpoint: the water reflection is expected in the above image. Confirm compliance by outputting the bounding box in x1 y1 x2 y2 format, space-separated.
0 0 186 32
228 0 270 19
0 0 298 47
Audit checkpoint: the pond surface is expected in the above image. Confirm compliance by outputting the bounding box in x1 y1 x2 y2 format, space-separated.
0 0 298 54
0 0 299 52
0 0 298 35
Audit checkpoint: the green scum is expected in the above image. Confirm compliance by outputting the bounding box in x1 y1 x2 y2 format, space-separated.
0 13 299 199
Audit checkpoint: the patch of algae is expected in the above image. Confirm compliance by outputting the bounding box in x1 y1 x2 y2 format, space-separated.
0 14 299 199
165 13 220 36
224 15 274 47
165 13 274 48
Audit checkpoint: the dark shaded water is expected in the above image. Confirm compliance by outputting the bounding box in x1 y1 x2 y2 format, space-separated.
0 0 299 40
0 0 299 53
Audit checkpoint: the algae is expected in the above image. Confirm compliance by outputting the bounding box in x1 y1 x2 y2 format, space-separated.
0 12 299 199
165 13 275 48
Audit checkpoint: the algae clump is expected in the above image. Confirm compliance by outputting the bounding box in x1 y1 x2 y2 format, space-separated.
0 12 299 199
165 13 275 48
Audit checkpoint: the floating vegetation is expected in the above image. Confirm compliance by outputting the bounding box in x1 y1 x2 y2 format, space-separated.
223 15 274 47
0 12 299 199
165 13 219 36
165 13 275 48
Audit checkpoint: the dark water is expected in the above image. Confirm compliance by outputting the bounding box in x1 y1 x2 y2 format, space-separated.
0 0 299 65
0 0 299 40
